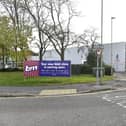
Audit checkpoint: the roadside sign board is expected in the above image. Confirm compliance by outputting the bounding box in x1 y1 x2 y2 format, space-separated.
39 60 71 77
24 61 39 77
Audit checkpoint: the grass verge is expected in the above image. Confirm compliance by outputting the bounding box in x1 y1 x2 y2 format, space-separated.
0 72 113 86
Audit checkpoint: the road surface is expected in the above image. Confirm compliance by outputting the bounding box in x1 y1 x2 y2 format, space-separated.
0 90 126 126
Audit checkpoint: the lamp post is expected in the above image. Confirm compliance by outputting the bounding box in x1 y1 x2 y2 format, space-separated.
111 17 116 75
100 0 103 84
101 0 103 46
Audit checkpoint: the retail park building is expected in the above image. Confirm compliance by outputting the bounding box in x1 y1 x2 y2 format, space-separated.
29 42 126 72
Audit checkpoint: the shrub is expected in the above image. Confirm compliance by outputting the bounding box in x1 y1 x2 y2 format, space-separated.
104 65 113 75
87 50 97 67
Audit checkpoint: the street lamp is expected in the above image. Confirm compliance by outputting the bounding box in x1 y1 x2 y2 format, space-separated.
111 17 116 75
101 0 103 46
100 0 103 84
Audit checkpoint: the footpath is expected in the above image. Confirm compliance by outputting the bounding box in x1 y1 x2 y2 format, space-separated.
0 73 126 97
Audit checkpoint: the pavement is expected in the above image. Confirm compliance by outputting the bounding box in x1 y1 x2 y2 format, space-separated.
0 72 126 97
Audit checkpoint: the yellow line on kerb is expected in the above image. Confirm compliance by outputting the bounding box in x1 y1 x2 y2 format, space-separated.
39 89 77 96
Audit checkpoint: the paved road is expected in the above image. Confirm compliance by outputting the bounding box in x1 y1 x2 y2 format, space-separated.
0 90 126 126
102 90 126 109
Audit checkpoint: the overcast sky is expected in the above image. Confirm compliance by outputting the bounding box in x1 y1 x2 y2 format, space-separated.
72 0 126 43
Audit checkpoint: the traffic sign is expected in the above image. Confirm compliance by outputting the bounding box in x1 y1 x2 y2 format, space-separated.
96 49 102 56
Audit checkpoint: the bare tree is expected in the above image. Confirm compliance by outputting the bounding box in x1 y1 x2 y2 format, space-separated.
77 28 100 50
18 8 32 62
22 0 50 61
43 0 77 61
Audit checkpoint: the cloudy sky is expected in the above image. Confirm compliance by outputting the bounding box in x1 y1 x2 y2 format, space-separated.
72 0 126 43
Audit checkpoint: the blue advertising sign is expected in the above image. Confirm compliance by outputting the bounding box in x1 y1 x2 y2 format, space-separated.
39 61 71 77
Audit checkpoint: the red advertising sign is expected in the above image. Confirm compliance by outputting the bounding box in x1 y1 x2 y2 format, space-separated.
24 61 39 77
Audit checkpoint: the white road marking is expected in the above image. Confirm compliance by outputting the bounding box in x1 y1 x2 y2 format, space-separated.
39 89 77 96
115 95 126 98
102 94 126 109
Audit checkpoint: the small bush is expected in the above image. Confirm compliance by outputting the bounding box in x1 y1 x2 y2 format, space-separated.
104 65 113 75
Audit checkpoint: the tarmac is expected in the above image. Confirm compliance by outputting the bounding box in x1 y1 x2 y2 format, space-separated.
0 73 126 97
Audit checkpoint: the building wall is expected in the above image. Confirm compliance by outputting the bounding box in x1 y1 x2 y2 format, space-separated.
27 56 39 61
29 42 126 72
43 47 88 64
28 47 88 64
103 42 126 72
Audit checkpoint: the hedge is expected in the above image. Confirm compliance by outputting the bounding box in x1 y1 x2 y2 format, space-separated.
71 64 112 75
0 68 23 72
71 64 92 75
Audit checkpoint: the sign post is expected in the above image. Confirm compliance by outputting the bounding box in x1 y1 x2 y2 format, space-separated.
96 49 102 85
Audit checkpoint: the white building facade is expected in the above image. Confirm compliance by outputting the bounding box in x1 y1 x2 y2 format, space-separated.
29 42 126 72
103 42 126 72
29 46 88 64
43 46 88 64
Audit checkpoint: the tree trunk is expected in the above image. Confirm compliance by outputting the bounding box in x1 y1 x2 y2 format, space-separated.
14 46 18 68
60 50 64 61
39 49 43 61
2 46 5 69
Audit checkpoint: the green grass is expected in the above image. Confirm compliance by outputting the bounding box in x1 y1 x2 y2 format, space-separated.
0 72 113 86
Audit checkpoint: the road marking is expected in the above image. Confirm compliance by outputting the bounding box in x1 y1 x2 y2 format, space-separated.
39 89 77 96
1 87 126 100
102 94 126 109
